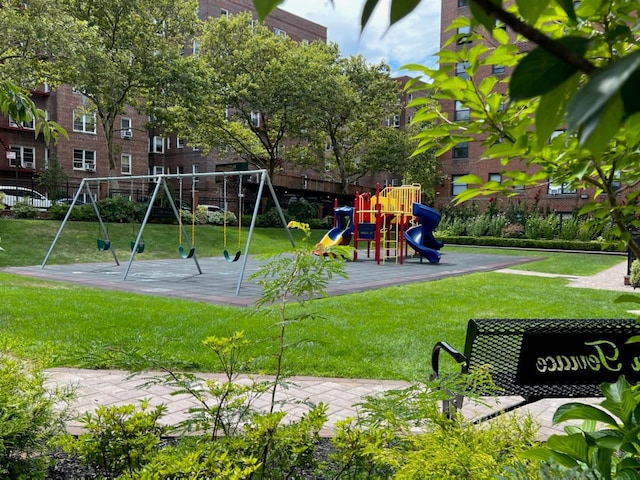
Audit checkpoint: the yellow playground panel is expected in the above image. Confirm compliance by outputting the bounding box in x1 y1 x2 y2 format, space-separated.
357 184 422 221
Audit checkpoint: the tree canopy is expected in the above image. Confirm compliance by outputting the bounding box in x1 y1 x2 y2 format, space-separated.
59 0 200 174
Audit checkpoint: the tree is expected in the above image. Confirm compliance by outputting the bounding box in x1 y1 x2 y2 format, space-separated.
59 0 200 176
299 55 401 194
0 0 81 148
362 123 440 204
157 13 337 176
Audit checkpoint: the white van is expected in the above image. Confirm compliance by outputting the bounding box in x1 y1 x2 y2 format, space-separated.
0 186 52 210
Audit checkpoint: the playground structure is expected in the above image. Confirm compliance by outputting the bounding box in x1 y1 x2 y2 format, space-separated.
41 169 294 296
316 183 443 264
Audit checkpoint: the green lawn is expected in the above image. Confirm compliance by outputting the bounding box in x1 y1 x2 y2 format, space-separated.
0 219 636 381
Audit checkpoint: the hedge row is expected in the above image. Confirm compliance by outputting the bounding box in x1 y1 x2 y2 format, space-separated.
438 235 625 253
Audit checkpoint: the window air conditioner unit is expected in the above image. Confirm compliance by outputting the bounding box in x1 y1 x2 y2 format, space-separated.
248 174 260 184
121 129 133 139
85 166 95 172
23 161 34 168
549 186 562 195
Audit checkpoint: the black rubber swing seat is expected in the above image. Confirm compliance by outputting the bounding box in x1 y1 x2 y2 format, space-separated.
178 245 195 259
97 239 111 251
130 241 145 254
223 249 241 262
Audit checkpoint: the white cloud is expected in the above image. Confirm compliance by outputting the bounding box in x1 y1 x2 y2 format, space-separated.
279 0 441 74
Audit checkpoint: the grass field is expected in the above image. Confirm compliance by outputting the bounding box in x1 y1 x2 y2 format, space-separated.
0 218 635 380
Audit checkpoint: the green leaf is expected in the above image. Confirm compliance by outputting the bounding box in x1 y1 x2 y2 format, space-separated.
535 73 579 149
580 92 625 157
470 0 501 32
516 0 550 24
457 174 483 185
555 0 577 21
510 37 590 101
252 0 285 22
546 433 590 464
390 0 421 25
568 50 640 137
553 403 619 427
361 0 379 30
521 447 580 468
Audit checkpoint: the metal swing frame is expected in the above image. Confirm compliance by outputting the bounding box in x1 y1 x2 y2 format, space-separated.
41 169 293 296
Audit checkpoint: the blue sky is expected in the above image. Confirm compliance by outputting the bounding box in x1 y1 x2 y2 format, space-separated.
279 0 441 74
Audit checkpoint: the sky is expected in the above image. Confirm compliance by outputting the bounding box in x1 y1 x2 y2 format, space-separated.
279 0 441 74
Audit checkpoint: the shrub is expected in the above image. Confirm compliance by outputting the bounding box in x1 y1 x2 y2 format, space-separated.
467 214 492 237
0 354 73 479
208 210 237 226
486 213 508 237
330 380 539 479
525 213 558 240
194 205 209 225
49 203 98 221
57 401 168 478
11 201 39 219
502 223 525 238
287 198 319 223
630 259 640 288
98 196 135 223
260 207 290 228
558 217 581 240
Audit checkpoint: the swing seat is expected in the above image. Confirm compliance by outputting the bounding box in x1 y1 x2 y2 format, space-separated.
97 238 111 251
130 241 145 254
178 245 195 259
223 249 241 262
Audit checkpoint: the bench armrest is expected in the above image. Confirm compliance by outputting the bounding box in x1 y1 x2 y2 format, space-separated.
431 341 467 380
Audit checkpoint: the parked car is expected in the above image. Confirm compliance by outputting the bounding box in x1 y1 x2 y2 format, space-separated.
200 204 221 215
0 186 52 210
55 198 86 205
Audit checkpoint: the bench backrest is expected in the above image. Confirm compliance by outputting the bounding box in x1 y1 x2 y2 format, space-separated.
464 318 640 399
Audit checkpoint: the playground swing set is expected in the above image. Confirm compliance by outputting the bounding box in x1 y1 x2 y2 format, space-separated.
42 170 294 296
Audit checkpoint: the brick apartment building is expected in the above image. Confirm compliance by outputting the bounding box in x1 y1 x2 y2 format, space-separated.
436 0 591 214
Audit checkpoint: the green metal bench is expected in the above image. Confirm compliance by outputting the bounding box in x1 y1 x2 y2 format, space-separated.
431 318 640 421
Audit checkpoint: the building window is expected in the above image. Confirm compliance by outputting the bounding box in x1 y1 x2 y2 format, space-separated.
9 145 35 168
393 114 400 127
8 115 35 130
121 118 132 138
250 111 261 127
73 149 96 171
151 136 164 153
451 175 468 195
220 8 229 18
548 180 576 195
489 173 502 183
121 154 132 175
454 101 470 121
176 136 185 148
452 142 469 159
458 0 469 6
192 39 199 55
457 25 472 45
73 110 97 134
455 62 470 79
224 107 229 122
492 65 506 75
274 28 287 37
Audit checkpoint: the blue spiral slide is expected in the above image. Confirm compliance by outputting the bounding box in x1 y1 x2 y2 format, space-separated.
404 203 443 264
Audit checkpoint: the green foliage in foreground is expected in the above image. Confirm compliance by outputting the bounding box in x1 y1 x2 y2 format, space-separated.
0 355 73 479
